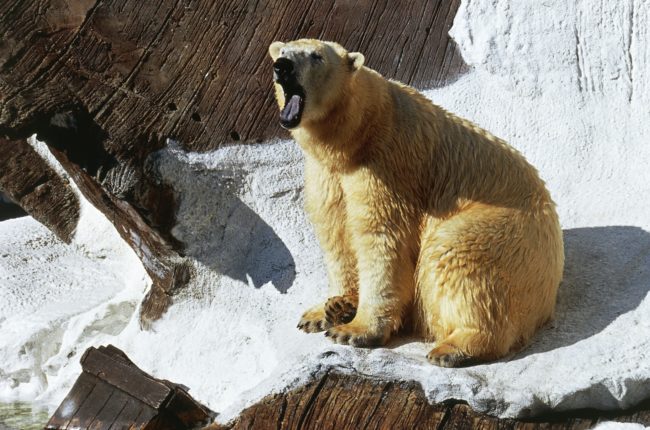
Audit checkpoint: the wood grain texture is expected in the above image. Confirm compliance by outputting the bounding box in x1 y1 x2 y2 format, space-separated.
208 372 650 430
0 0 468 324
0 0 467 148
46 345 214 429
81 347 173 409
45 372 98 429
0 137 79 241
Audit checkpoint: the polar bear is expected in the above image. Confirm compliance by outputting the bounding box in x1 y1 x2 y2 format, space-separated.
269 39 564 367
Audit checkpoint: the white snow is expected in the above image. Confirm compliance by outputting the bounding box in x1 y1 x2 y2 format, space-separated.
594 423 650 430
1 0 650 423
0 139 149 405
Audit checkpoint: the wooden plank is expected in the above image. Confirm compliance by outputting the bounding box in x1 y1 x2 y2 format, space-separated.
46 372 98 429
107 396 147 430
87 389 131 430
99 344 135 366
81 347 172 409
66 380 114 430
48 345 213 429
130 405 159 430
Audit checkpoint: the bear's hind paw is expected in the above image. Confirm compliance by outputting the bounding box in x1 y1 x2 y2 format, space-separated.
426 343 472 368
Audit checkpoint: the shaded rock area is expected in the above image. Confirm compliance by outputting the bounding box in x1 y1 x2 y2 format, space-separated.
0 191 27 221
207 372 650 430
152 146 297 293
0 0 468 323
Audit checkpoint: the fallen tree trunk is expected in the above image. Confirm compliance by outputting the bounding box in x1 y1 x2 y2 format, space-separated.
0 0 467 324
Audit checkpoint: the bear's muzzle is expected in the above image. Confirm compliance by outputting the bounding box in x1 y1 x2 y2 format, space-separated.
273 58 294 83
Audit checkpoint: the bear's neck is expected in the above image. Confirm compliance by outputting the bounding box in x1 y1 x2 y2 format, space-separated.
293 68 388 171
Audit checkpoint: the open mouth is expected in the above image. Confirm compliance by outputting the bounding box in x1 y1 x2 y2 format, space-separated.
274 59 305 129
279 85 305 129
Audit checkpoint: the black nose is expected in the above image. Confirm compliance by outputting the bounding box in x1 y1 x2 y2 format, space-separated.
273 58 294 82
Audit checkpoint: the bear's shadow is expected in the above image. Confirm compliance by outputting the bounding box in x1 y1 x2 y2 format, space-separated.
514 225 650 357
151 149 296 293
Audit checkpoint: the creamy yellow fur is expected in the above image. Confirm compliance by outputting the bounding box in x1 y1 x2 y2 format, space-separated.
270 39 564 366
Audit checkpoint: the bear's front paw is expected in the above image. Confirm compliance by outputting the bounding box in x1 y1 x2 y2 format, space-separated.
426 343 471 368
297 305 333 333
324 320 387 347
324 295 357 325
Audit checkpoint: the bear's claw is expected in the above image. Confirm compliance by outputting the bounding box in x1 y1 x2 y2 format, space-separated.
297 306 332 333
297 319 330 332
324 295 357 325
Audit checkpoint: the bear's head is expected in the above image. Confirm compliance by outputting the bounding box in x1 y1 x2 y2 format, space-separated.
268 39 365 129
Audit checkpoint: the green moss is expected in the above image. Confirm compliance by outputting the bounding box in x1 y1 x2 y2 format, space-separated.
0 402 49 430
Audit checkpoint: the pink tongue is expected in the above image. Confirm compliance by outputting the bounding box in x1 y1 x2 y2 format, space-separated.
281 94 302 123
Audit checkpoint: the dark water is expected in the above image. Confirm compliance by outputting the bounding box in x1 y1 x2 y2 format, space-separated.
0 402 48 430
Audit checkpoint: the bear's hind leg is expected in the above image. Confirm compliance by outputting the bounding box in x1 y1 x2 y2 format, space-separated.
416 211 520 366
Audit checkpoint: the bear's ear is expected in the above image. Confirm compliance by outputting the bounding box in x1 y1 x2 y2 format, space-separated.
347 52 365 71
269 41 285 60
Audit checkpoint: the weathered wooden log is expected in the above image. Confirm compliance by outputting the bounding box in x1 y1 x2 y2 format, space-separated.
206 372 650 430
0 137 79 241
0 0 468 323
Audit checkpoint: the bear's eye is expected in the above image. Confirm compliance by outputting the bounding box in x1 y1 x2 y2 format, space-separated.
310 52 323 62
